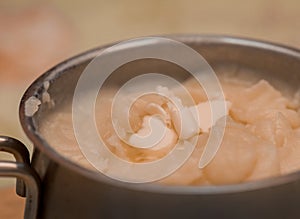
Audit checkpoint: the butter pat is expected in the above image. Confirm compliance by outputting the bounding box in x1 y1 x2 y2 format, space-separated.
190 100 231 132
170 106 200 140
129 115 177 150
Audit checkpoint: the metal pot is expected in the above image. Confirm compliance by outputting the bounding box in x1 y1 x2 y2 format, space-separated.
1 35 300 219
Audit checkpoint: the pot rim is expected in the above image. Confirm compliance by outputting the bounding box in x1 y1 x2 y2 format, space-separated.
19 34 300 195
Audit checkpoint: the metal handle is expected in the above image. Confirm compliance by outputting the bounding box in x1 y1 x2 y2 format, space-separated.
0 136 40 219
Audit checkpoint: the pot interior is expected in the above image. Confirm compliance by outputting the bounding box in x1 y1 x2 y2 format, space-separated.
20 35 300 190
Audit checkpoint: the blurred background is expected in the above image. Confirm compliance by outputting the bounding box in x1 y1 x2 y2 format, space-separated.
0 0 299 218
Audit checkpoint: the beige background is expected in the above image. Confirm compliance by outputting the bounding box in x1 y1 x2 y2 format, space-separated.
2 0 300 52
0 0 299 218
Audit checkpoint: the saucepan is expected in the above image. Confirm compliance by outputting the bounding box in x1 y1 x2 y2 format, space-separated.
1 35 300 219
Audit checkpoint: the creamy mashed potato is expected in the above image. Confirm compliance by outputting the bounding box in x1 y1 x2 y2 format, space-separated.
40 74 300 186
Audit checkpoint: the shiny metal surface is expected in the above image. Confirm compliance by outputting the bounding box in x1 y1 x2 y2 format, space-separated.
0 136 30 197
1 35 300 218
0 136 40 219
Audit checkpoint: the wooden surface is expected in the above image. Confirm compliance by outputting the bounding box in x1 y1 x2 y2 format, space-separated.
0 0 300 218
0 187 25 219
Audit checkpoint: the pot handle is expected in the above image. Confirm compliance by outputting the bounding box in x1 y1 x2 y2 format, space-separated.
0 136 40 219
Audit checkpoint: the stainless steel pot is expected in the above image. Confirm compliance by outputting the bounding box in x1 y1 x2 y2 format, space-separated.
1 35 300 219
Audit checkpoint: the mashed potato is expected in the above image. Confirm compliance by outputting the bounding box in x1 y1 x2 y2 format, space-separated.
40 74 300 186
